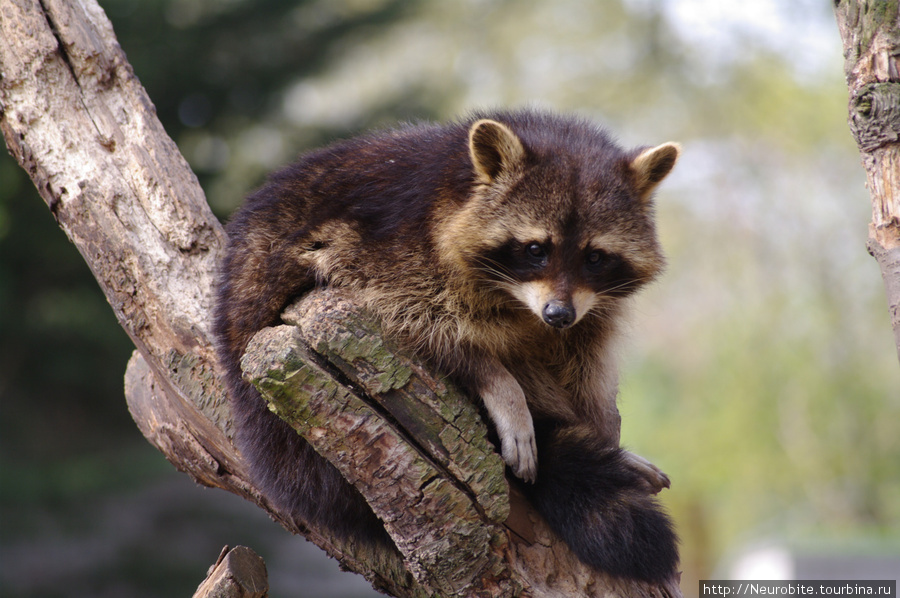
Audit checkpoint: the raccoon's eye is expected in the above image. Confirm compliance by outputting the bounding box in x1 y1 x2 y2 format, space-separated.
525 242 546 258
586 249 618 270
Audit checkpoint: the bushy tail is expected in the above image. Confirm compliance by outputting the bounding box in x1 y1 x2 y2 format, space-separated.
525 424 679 584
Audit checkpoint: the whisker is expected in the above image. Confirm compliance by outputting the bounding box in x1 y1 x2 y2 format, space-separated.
470 256 519 286
597 279 640 296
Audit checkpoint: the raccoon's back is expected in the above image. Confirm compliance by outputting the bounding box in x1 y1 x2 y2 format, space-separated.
238 122 474 244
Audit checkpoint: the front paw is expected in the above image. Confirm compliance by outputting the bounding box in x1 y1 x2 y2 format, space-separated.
476 362 539 483
498 422 538 483
622 450 670 493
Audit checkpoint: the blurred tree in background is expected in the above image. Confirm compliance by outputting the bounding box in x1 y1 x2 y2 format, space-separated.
1 0 898 595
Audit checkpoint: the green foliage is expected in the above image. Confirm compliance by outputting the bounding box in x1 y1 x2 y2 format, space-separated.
0 159 136 462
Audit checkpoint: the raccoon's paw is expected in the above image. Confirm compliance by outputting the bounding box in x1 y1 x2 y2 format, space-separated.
498 419 538 483
478 363 539 483
621 450 670 494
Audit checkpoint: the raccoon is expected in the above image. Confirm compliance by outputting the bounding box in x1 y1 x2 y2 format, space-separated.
214 108 680 583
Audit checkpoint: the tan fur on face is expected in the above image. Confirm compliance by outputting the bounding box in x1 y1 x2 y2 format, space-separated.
507 281 598 327
571 288 598 322
507 280 549 320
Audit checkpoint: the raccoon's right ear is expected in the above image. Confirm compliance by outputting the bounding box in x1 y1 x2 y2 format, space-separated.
468 119 526 184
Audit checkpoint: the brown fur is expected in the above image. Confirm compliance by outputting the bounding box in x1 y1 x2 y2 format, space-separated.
214 108 681 583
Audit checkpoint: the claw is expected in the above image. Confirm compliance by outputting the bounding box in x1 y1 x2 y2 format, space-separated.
502 429 538 483
622 450 670 494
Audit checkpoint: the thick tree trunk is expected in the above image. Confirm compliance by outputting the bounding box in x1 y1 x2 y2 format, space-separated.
833 1 900 362
0 0 681 596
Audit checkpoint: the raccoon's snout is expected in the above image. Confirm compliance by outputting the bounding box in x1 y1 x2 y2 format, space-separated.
542 300 576 329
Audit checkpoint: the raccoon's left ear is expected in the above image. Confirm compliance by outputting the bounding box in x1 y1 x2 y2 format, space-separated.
468 119 526 184
629 142 681 201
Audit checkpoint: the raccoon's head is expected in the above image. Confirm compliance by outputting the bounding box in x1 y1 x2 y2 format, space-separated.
438 113 679 330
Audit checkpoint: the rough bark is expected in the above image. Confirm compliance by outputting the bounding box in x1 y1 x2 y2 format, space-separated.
834 0 900 361
0 0 681 596
192 546 269 598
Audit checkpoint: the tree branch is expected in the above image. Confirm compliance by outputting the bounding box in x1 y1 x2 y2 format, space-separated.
191 546 269 598
1 0 682 595
834 0 900 362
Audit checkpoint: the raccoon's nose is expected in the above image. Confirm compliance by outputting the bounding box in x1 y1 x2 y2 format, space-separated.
542 300 576 329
